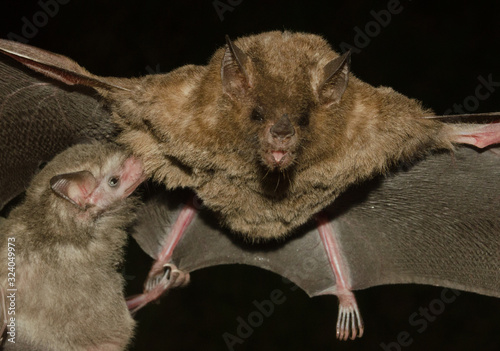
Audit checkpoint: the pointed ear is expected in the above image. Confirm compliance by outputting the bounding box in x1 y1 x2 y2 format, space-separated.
319 51 351 106
50 170 97 209
221 35 252 98
0 39 130 91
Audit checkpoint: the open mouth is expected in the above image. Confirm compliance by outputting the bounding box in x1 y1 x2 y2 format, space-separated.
271 150 287 163
263 149 294 170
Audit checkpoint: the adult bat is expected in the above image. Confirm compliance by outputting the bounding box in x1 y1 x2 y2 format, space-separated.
132 144 500 298
128 145 500 340
0 32 499 340
0 142 144 350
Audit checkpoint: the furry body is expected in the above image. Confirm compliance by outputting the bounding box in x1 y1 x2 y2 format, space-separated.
0 143 141 350
109 31 451 238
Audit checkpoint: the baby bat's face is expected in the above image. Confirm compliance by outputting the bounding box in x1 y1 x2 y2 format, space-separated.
84 154 145 210
44 144 145 216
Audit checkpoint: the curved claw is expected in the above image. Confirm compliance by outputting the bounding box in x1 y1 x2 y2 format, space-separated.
336 293 364 341
145 263 190 292
126 263 190 314
168 266 191 288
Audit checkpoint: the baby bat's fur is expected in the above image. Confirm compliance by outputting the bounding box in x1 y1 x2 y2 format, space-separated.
0 143 141 351
106 31 452 239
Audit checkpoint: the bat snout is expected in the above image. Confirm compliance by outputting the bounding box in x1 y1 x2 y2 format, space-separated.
270 114 296 140
261 118 299 171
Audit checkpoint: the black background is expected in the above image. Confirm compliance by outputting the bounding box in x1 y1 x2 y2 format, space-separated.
1 1 500 350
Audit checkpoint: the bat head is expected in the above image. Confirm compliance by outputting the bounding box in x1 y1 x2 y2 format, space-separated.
219 32 351 172
49 144 145 214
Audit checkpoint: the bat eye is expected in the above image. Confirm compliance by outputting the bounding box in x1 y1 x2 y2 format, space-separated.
251 109 264 122
298 112 309 127
108 177 120 187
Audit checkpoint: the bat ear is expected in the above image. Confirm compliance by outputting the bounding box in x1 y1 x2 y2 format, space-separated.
319 50 351 106
0 39 130 91
221 35 252 99
50 170 98 209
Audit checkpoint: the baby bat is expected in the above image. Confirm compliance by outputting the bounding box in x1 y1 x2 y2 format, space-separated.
0 31 499 340
0 142 144 350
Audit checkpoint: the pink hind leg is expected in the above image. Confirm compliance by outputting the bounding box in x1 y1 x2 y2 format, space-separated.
316 212 364 340
126 199 196 313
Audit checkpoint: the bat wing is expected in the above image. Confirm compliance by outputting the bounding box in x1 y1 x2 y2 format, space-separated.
0 54 115 211
133 146 500 298
133 189 336 297
329 146 500 297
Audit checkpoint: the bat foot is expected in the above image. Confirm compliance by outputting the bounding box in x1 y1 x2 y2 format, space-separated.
145 263 190 292
336 292 364 341
126 264 190 314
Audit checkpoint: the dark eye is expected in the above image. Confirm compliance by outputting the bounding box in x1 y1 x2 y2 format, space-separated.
298 112 309 127
108 177 120 187
251 109 264 122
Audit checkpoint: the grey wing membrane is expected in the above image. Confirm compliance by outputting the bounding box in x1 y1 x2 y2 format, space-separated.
133 146 500 299
329 146 500 298
132 190 336 297
0 55 115 211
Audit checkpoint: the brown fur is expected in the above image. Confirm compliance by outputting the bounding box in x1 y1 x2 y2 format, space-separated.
0 32 454 239
106 31 451 239
0 143 137 350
